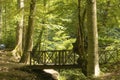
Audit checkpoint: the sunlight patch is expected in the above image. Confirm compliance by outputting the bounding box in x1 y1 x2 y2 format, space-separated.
95 64 100 76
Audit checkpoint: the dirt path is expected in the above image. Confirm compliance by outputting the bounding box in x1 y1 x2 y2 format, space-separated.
0 51 23 71
0 51 36 80
0 51 59 80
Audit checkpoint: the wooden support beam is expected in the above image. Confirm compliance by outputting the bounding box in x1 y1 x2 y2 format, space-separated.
24 65 80 69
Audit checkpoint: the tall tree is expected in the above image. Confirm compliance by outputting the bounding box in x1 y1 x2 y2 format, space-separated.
20 0 36 64
0 0 2 42
87 0 100 76
77 0 87 75
12 0 24 59
72 0 87 75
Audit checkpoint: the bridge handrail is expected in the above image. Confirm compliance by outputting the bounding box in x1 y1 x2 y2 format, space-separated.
30 50 79 65
30 49 120 65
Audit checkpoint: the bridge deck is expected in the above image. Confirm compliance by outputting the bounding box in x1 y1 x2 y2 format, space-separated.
26 64 80 69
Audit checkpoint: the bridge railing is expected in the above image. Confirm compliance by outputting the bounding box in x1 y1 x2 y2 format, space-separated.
30 49 120 66
30 50 79 65
99 49 120 64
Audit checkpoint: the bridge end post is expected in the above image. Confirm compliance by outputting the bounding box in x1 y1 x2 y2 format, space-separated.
30 51 32 66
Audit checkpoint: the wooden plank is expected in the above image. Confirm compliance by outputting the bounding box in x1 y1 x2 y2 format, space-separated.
25 65 80 69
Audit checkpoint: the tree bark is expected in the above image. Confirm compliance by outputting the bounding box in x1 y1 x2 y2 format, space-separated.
72 0 87 75
20 0 36 64
78 0 87 75
87 0 100 76
77 0 84 57
12 0 24 59
0 0 2 42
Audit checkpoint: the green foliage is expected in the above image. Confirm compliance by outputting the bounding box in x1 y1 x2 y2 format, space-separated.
1 30 16 48
0 0 120 66
60 69 87 80
32 0 80 50
98 0 120 51
1 0 120 79
33 24 76 50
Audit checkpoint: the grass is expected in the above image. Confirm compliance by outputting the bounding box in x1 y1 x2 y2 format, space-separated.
59 69 87 80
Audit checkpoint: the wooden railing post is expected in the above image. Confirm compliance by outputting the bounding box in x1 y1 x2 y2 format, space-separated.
59 51 61 65
73 50 75 64
30 51 31 66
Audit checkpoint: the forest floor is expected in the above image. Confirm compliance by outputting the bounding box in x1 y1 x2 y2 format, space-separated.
0 50 59 80
0 50 120 80
0 50 37 80
95 62 120 80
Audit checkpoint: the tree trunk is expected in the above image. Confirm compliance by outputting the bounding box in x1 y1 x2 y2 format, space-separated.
87 0 100 76
0 0 2 42
12 0 24 59
72 0 87 75
20 0 36 64
77 0 84 57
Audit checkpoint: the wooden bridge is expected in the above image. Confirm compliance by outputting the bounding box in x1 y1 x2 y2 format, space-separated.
28 49 120 69
29 50 80 69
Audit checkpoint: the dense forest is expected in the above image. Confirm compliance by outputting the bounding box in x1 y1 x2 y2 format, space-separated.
0 0 120 80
